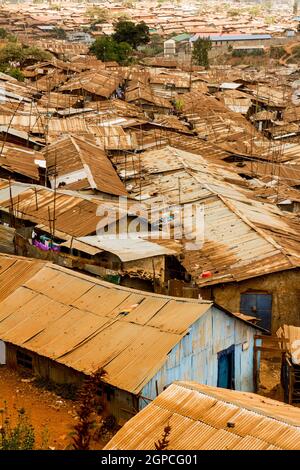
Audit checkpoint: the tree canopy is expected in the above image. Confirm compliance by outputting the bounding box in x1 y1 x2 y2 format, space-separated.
192 37 212 68
89 36 132 64
113 20 150 49
0 44 51 67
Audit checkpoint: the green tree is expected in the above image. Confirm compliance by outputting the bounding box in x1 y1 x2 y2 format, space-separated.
192 37 212 68
89 36 133 64
113 20 150 49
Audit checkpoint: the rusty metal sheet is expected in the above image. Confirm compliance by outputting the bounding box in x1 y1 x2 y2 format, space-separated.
0 255 44 302
147 300 211 335
0 259 219 394
24 266 93 304
105 382 300 450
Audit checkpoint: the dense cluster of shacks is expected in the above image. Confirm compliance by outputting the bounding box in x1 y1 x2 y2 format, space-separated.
1 55 300 322
0 1 298 41
0 8 300 448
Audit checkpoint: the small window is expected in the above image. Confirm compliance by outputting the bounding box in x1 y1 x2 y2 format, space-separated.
105 386 115 402
16 350 33 370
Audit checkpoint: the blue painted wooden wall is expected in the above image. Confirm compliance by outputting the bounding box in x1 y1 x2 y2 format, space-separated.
140 306 259 409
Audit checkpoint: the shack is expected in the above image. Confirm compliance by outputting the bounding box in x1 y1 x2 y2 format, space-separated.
0 254 261 425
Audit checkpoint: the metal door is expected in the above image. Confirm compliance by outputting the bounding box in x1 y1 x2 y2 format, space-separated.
217 345 235 389
240 293 272 331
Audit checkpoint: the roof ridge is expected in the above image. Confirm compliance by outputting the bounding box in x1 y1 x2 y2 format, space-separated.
218 194 296 267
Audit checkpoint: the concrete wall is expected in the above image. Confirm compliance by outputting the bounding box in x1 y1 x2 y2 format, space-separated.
200 269 300 333
140 306 258 408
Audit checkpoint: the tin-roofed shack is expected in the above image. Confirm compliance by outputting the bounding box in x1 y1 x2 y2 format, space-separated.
0 254 261 425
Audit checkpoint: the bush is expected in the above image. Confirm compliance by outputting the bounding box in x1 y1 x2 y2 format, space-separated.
72 368 106 450
7 68 24 81
0 28 7 39
51 27 67 40
0 405 35 450
232 48 264 57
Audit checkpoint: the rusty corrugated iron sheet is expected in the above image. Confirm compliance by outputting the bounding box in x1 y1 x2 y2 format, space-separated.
0 254 45 302
0 258 213 393
104 382 300 450
0 180 126 237
42 134 127 195
59 70 122 98
112 145 300 284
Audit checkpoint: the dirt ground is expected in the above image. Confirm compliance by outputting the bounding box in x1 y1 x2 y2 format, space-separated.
258 355 284 402
0 358 285 450
0 366 77 449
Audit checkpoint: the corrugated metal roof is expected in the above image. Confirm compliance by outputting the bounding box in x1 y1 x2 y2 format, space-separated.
126 84 173 109
59 70 121 98
0 144 44 180
42 135 127 196
0 256 213 393
112 145 300 285
0 180 127 238
90 125 139 150
104 382 300 450
190 34 272 42
75 236 176 261
0 254 45 302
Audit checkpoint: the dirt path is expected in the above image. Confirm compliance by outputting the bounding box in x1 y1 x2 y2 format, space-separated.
279 42 299 66
0 366 77 449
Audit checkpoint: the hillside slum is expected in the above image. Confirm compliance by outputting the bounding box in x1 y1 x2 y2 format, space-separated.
0 12 300 449
0 54 300 324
